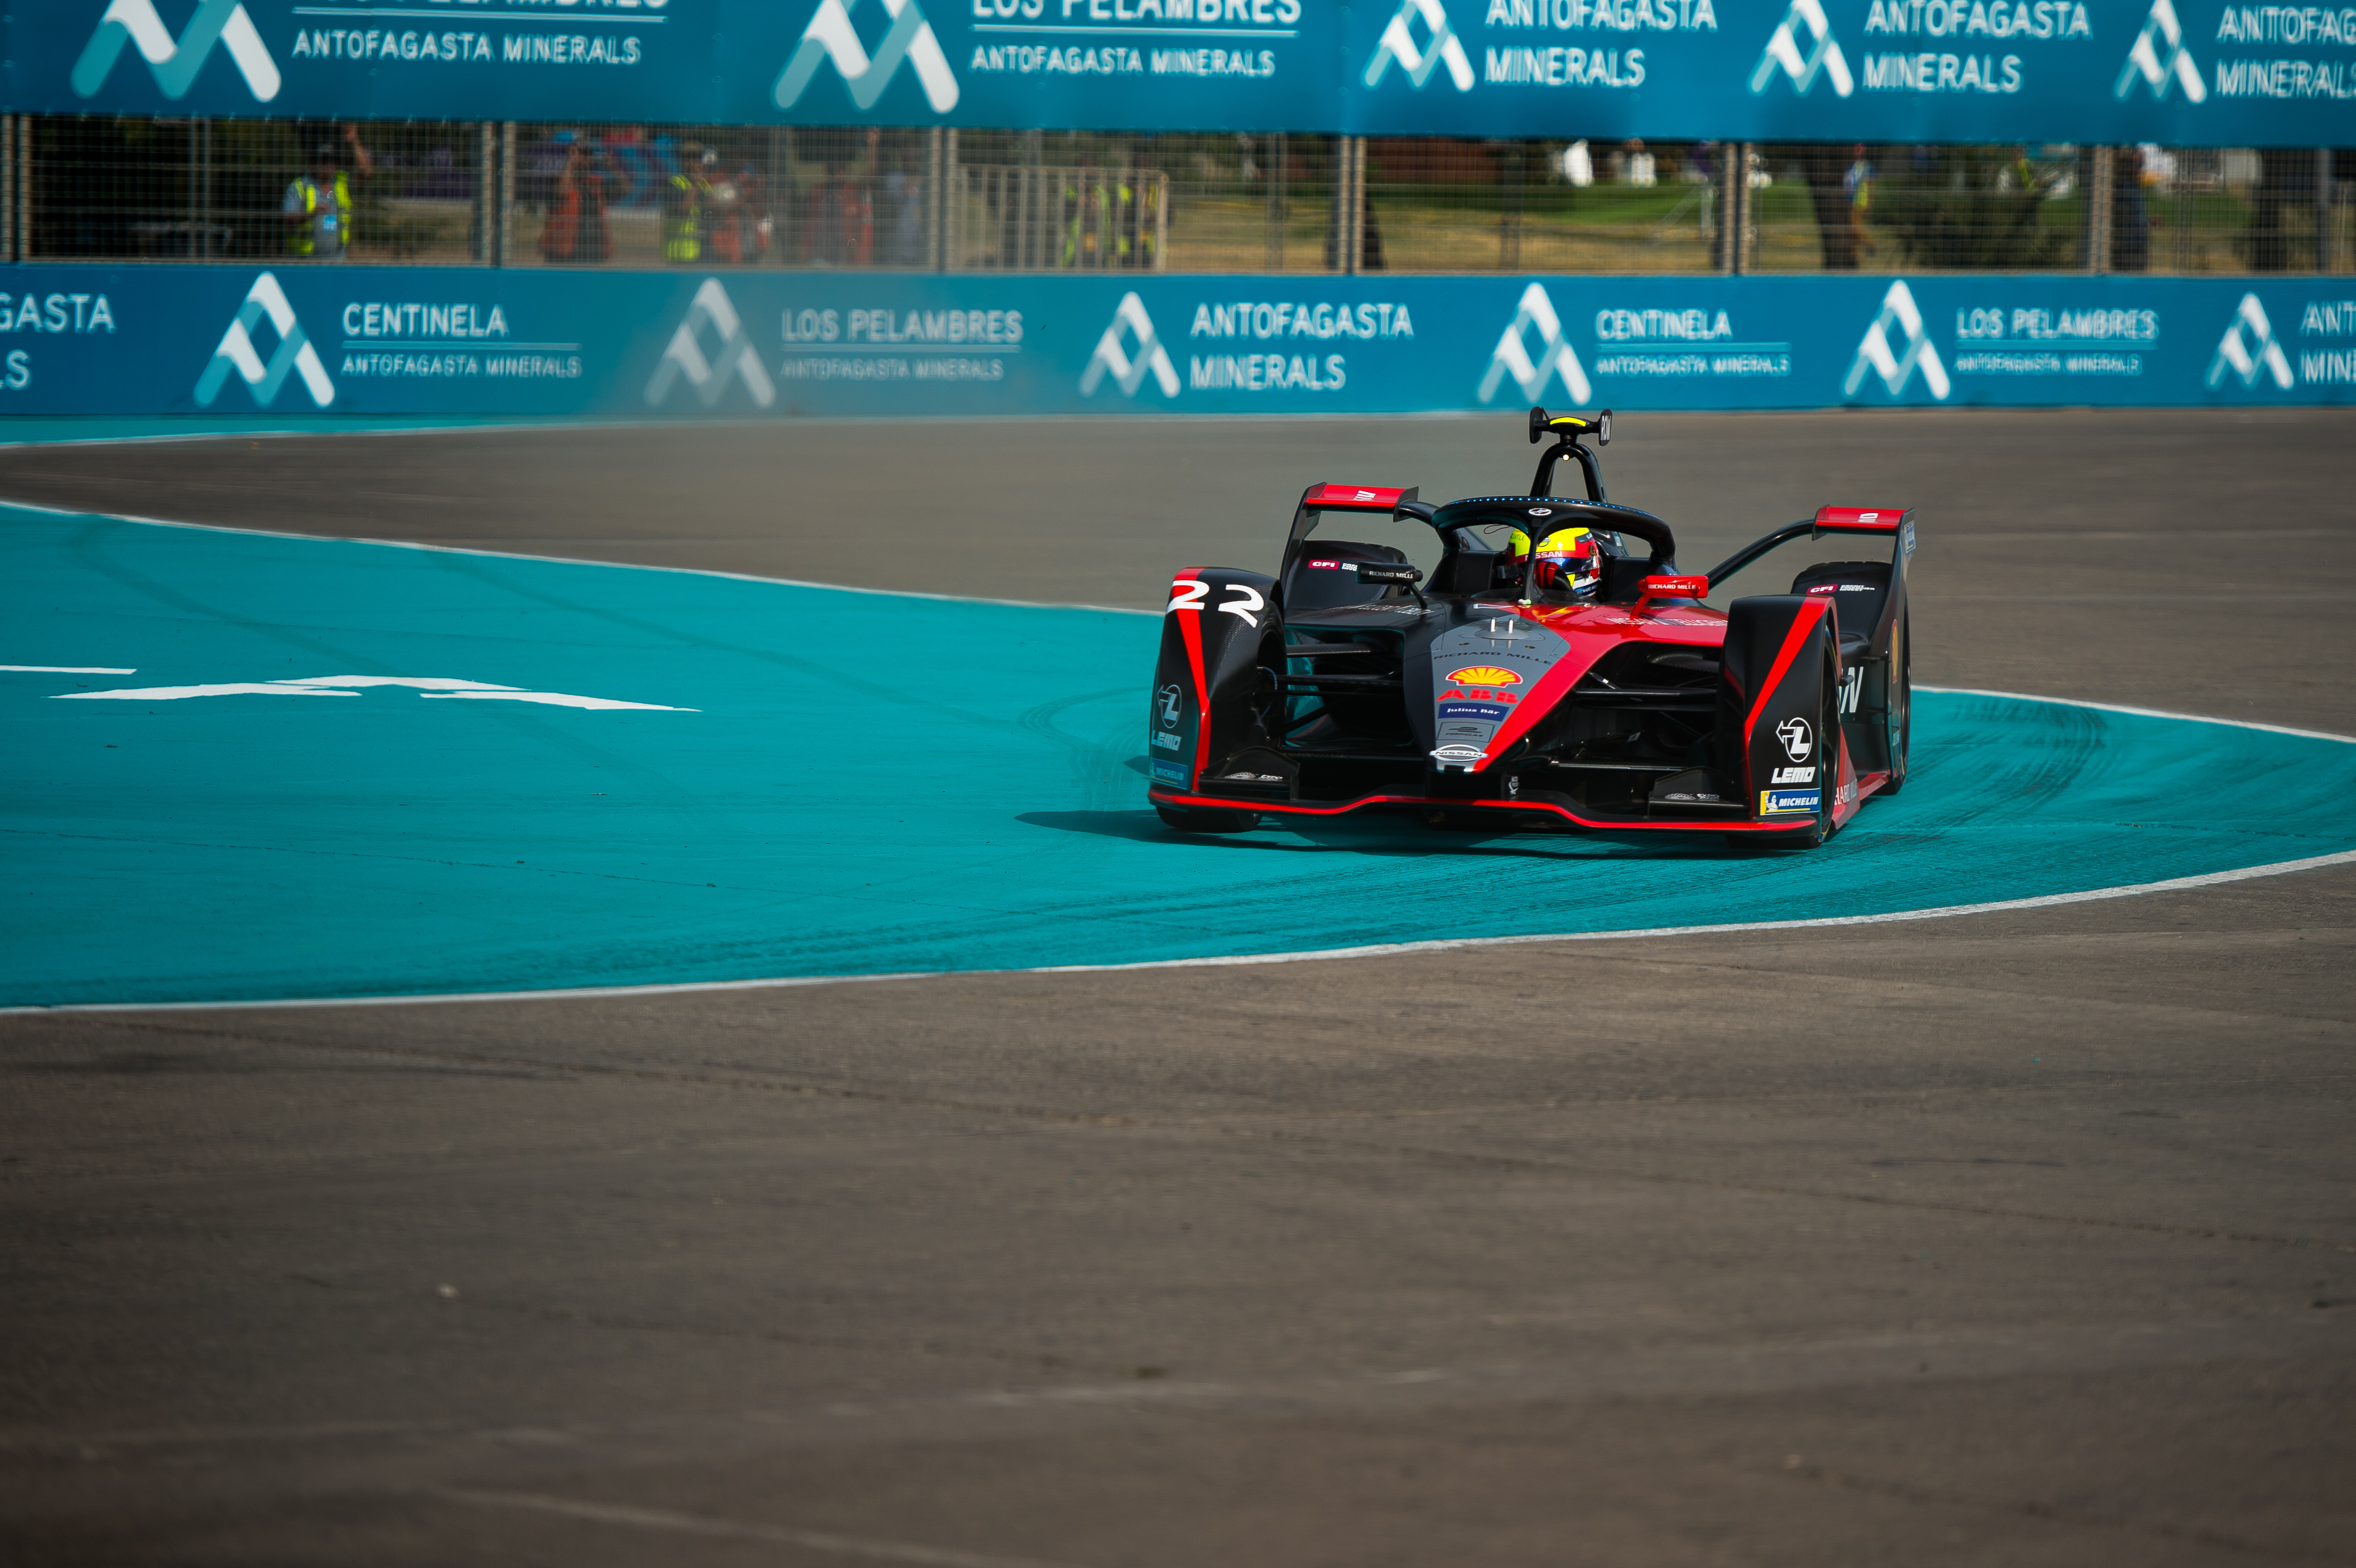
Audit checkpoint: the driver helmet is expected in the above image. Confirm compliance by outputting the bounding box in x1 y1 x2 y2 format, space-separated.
1509 524 1600 602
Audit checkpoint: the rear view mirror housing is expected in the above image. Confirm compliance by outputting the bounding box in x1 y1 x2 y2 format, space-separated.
1634 573 1709 612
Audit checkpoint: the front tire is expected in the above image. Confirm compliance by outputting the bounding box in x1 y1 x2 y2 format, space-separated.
1777 650 1843 850
1155 802 1259 834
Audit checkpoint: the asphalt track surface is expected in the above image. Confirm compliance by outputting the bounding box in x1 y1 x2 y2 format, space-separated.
4 411 2354 1566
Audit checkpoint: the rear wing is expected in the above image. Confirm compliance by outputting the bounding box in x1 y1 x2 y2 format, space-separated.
1279 483 1420 582
1704 506 1915 585
1703 505 1917 658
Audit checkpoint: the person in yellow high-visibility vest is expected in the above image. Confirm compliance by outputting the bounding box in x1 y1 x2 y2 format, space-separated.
283 132 369 259
663 147 706 264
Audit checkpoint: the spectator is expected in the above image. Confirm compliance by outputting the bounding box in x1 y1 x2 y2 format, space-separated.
283 124 372 260
885 163 926 267
540 137 630 265
1843 143 1876 259
663 145 706 264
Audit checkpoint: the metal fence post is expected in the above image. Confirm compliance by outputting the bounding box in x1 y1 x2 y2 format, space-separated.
1501 140 1522 272
2087 144 2114 274
198 119 213 259
15 117 30 262
498 122 516 266
2 115 13 263
476 122 494 263
1154 175 1167 271
1336 136 1365 276
1352 136 1367 274
1724 142 1743 273
1265 132 1287 271
2320 146 2334 273
945 128 960 270
928 126 945 271
1732 143 1755 275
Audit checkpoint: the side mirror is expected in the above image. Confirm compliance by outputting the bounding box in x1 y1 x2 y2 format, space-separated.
1634 573 1708 613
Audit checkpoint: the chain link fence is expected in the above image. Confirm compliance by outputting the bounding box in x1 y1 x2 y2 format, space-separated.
7 117 2349 277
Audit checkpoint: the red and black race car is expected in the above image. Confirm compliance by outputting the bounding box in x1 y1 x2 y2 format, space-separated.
1146 408 1915 847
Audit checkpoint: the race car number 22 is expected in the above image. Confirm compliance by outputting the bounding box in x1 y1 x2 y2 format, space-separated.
1168 578 1263 629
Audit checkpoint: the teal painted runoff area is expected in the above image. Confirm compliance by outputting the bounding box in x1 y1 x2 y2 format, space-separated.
6 506 2354 1009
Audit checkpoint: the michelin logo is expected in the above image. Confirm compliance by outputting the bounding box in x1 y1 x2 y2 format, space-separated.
1843 280 1950 401
1479 283 1592 405
2116 0 2205 101
195 273 333 408
776 0 960 113
2207 293 2293 390
73 0 281 103
1750 0 1851 97
646 279 777 409
1364 0 1475 91
1081 293 1180 399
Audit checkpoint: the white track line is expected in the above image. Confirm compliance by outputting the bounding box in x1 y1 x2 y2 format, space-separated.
0 496 1156 619
6 501 2356 1016
434 1490 1078 1568
1 664 136 674
11 849 2355 1017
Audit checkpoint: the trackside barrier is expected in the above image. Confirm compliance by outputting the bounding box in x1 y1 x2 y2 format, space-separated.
2 265 2350 417
11 0 2354 145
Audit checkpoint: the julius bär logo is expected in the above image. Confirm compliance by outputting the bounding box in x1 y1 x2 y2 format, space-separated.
195 273 333 408
2208 293 2292 390
1478 283 1591 406
1364 0 1474 91
775 0 960 113
646 279 777 409
1081 293 1179 399
2117 0 2205 100
73 0 281 102
1750 0 1851 97
1843 281 1950 402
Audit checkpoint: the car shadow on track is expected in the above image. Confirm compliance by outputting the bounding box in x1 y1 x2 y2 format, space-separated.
1017 809 1786 862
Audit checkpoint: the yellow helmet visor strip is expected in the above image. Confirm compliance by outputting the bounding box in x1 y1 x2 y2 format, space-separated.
1506 525 1593 560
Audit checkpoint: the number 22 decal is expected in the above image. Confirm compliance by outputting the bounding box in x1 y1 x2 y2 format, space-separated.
1167 578 1263 629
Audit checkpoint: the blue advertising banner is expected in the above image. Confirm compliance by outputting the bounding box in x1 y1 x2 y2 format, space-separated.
5 0 2350 142
1 262 2350 420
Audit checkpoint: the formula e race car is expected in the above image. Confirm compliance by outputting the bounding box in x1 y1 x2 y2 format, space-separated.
1145 408 1915 847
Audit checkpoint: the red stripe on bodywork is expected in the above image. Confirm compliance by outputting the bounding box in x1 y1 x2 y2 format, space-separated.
1742 599 1831 746
1171 570 1210 785
1468 635 1588 771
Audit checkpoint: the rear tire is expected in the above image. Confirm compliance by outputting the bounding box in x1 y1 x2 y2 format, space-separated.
1155 802 1259 834
1879 609 1912 796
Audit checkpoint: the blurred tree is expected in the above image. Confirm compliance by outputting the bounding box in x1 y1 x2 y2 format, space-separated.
1871 145 2073 270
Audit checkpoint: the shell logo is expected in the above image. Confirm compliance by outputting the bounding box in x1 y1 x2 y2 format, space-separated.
1446 665 1522 687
